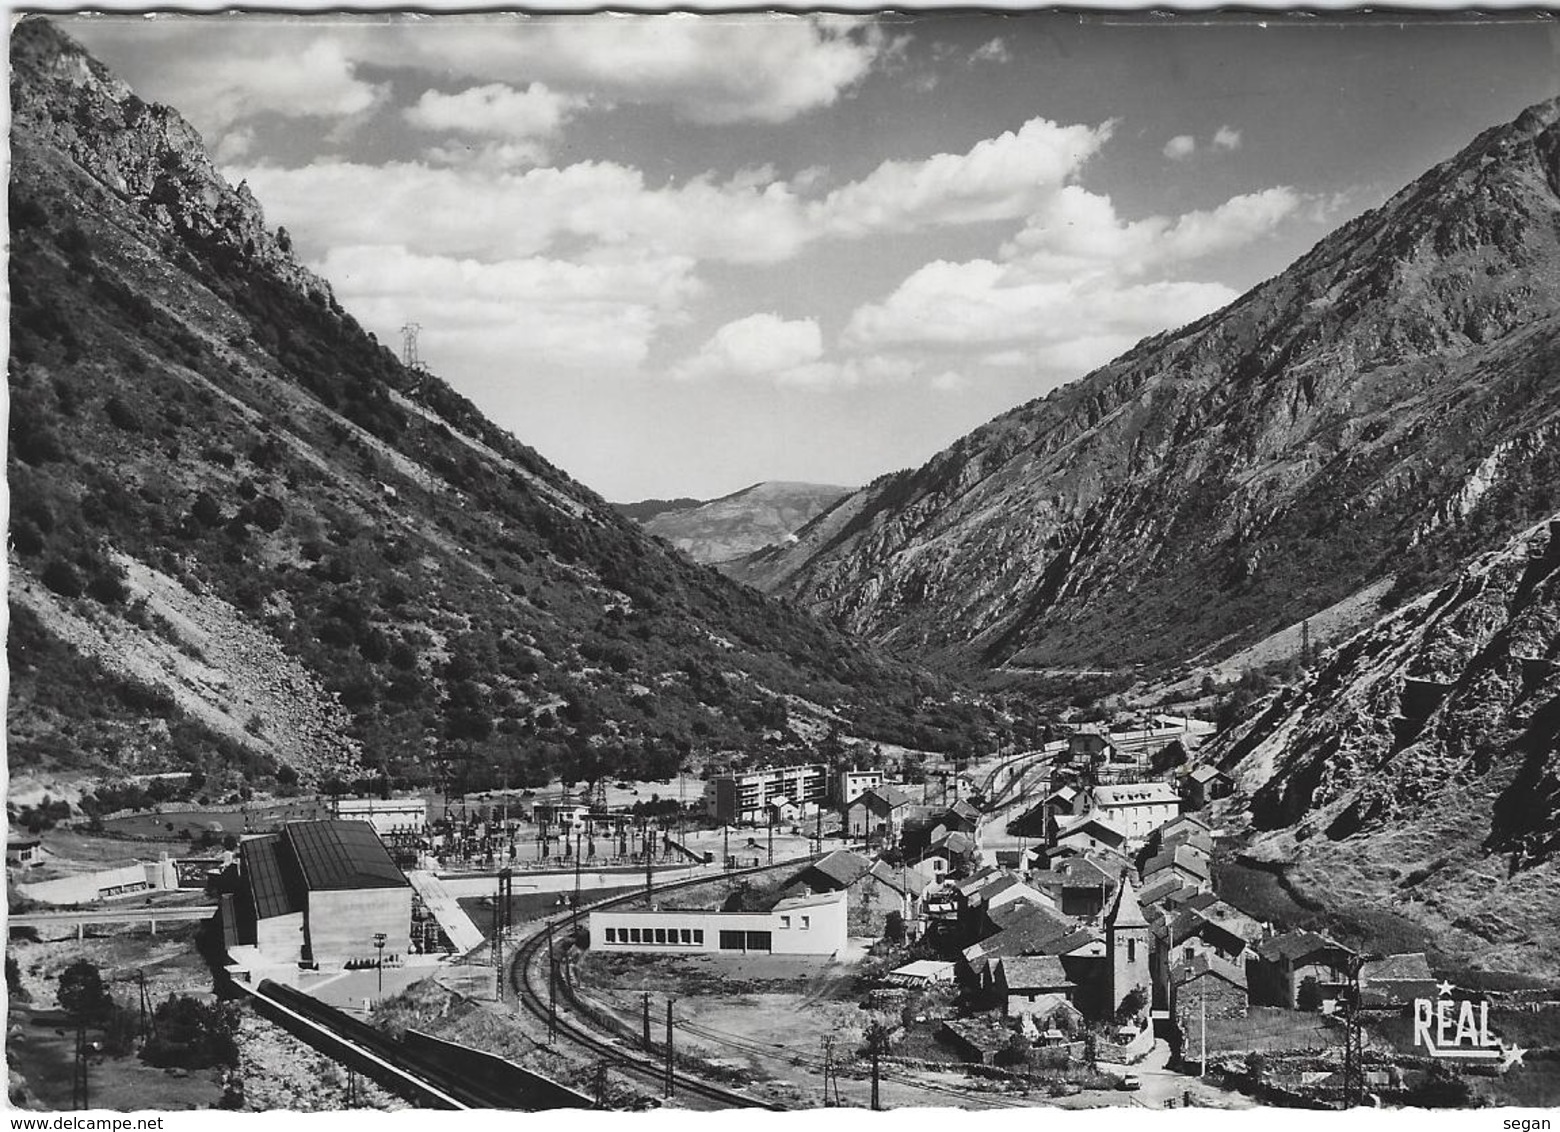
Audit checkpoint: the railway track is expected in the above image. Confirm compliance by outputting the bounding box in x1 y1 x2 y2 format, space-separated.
241 978 595 1110
510 860 813 1110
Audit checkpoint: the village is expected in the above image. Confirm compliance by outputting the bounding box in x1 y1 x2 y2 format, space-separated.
10 709 1553 1111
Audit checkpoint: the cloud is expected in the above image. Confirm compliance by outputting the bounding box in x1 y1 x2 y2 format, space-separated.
815 117 1112 238
232 114 1114 267
315 243 702 376
842 257 1236 357
404 82 586 141
671 313 824 382
839 182 1304 370
969 37 1011 65
1002 185 1306 275
1213 125 1243 151
82 27 386 136
1163 134 1197 161
377 14 885 125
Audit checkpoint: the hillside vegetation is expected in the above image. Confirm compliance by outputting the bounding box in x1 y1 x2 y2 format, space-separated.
6 19 1018 807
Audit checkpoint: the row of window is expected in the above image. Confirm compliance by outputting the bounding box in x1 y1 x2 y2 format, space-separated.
603 926 704 946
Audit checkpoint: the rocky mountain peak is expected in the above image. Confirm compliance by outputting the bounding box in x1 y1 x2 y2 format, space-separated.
744 96 1560 677
10 16 332 303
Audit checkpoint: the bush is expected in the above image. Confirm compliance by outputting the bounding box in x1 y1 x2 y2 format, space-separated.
141 996 239 1069
104 395 142 432
41 558 85 598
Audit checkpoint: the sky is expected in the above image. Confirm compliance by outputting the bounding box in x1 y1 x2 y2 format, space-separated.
57 11 1560 501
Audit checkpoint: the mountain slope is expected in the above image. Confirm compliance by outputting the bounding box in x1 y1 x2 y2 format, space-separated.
743 99 1560 675
5 19 1007 805
1208 514 1560 976
632 481 852 565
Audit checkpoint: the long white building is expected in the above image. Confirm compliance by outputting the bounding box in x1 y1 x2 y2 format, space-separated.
588 889 846 956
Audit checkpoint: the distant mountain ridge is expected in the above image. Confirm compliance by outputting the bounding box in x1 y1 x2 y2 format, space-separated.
624 481 852 565
741 98 1560 676
5 18 1004 803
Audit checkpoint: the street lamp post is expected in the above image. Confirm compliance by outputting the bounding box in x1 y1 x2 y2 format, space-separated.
373 932 388 999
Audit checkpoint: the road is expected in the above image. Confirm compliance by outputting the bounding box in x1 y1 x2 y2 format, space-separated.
9 904 212 932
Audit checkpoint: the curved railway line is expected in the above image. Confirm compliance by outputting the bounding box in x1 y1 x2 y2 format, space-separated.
510 860 811 1110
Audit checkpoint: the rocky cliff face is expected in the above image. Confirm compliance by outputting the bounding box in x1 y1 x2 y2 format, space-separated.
6 19 1003 801
744 99 1560 676
1209 515 1560 975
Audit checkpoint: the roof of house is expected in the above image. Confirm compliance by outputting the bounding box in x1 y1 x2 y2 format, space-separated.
1254 930 1353 964
1187 765 1229 784
1170 901 1262 948
946 799 982 822
866 858 931 897
1362 953 1435 983
1105 871 1148 930
929 829 977 855
1044 785 1080 803
888 959 954 983
1092 782 1182 808
1056 812 1128 843
1048 927 1105 956
941 1017 1011 1054
803 848 871 890
852 784 913 811
1171 951 1248 991
1159 813 1212 838
772 889 846 912
1138 871 1190 907
1160 826 1215 855
282 820 409 892
1054 854 1117 888
999 954 1075 989
241 834 307 920
1144 843 1211 882
975 901 1077 957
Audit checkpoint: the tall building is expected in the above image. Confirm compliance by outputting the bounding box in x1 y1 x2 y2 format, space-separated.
705 764 826 824
1105 870 1153 1018
223 820 412 969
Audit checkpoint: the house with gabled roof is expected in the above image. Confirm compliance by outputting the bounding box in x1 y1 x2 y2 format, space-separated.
1183 764 1234 810
788 848 871 894
995 954 1077 1014
845 784 912 842
1249 930 1356 1009
1143 842 1211 888
1054 812 1129 855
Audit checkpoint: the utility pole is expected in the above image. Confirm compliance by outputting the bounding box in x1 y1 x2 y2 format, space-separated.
573 833 582 911
723 824 730 868
645 823 654 908
592 1061 610 1109
1199 989 1207 1078
1342 955 1366 1109
870 1041 881 1112
767 812 774 865
821 1036 838 1106
546 923 558 1043
493 868 512 1001
641 992 652 1050
664 998 675 1098
400 321 421 368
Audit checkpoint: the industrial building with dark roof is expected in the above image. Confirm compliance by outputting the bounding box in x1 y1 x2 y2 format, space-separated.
222 820 412 970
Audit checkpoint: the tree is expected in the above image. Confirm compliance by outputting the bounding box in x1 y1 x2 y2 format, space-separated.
57 960 114 1023
1115 986 1148 1025
1297 975 1323 1011
141 996 239 1069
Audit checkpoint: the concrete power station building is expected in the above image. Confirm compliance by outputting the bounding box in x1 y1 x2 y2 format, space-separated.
588 889 847 956
220 820 412 970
